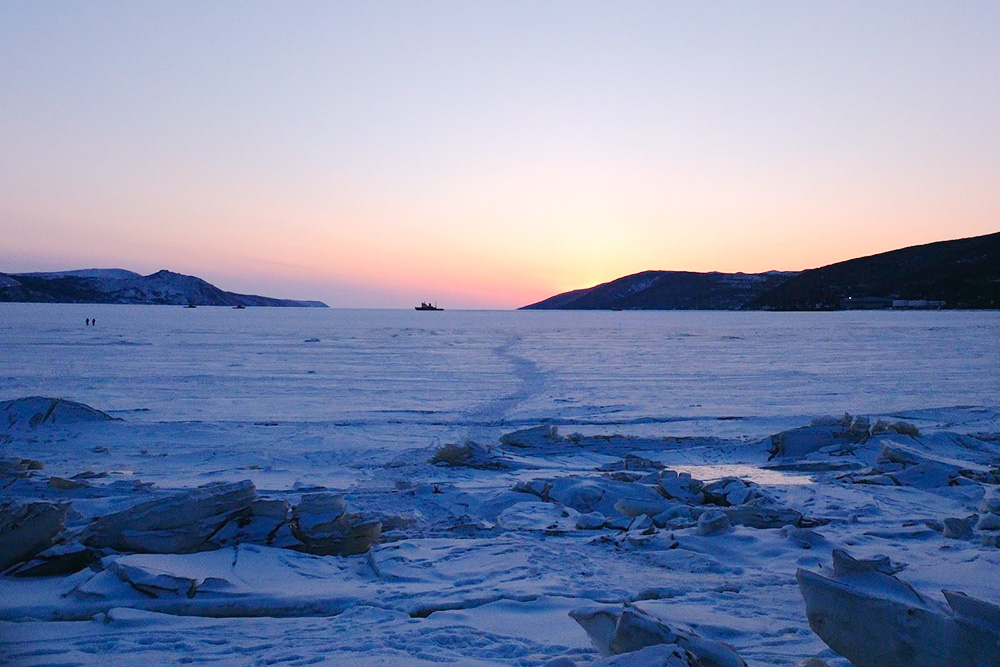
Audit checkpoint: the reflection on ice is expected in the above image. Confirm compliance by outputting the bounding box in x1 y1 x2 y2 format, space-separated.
670 464 814 486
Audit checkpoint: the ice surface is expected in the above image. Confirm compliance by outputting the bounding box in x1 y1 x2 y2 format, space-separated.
1 305 998 665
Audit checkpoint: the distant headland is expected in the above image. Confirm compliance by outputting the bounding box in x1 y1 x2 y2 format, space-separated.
522 231 1000 311
0 269 328 308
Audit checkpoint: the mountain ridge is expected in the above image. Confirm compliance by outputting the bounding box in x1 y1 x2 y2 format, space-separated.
0 269 328 307
521 232 1000 310
748 232 999 310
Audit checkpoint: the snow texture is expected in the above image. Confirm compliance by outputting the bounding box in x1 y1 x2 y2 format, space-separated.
0 305 998 665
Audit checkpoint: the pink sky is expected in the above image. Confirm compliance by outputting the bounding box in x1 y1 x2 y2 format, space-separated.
2 3 998 308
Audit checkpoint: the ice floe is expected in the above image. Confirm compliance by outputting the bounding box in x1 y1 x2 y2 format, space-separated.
2 397 119 429
2 399 999 664
797 549 1000 667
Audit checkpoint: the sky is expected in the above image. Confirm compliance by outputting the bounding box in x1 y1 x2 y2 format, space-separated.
1 2 998 308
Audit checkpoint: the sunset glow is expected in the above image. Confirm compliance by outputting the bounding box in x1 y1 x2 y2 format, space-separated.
2 2 998 308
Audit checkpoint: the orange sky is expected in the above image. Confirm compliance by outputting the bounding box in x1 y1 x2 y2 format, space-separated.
2 4 998 308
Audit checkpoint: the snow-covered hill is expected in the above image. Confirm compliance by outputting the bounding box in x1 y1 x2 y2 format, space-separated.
522 231 1000 310
522 270 797 310
0 269 327 307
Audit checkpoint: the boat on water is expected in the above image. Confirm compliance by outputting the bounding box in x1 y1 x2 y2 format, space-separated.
184 304 197 309
415 302 443 311
233 304 246 310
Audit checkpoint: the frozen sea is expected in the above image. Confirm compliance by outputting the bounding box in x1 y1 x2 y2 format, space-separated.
1 305 999 666
4 304 998 427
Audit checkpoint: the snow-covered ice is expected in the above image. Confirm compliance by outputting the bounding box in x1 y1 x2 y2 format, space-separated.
1 305 998 665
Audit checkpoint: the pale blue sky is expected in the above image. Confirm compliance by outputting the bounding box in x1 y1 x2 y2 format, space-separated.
2 2 998 307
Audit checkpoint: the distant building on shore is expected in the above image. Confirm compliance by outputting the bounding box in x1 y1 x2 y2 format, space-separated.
841 296 893 309
892 299 946 309
840 296 947 310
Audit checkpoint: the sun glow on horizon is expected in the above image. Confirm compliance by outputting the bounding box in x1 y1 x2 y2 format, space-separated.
2 3 998 307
